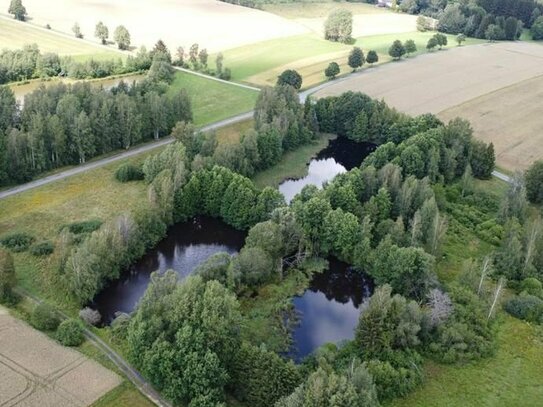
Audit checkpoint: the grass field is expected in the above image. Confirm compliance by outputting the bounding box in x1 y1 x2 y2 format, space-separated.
167 71 259 125
221 32 481 89
262 1 390 19
0 16 119 58
313 41 543 170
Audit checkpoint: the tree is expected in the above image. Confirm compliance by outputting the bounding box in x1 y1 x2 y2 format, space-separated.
277 69 303 90
199 48 209 68
8 0 26 21
470 140 494 179
0 249 16 304
189 43 199 69
404 39 417 56
437 3 467 33
388 40 406 60
114 25 131 50
348 47 365 71
95 21 109 44
56 319 84 346
416 15 432 32
31 303 60 331
215 52 224 75
504 17 520 40
72 22 83 39
434 33 448 49
525 160 543 203
531 16 543 40
324 9 353 43
456 33 466 46
366 50 378 66
325 62 340 79
485 24 504 42
426 37 438 51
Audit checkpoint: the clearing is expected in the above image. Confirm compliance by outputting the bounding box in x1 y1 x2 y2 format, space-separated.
0 306 121 406
313 41 543 171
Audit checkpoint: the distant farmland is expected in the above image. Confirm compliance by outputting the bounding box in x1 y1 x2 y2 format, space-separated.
314 41 543 171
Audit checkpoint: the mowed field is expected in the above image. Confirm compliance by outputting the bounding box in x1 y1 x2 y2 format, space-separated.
0 306 121 406
0 16 118 58
1 0 307 53
314 41 543 170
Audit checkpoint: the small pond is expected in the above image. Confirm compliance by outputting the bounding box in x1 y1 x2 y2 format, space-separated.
92 216 246 323
279 137 376 203
289 258 374 362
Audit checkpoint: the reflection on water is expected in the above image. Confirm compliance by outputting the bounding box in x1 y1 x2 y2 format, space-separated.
290 258 373 361
92 216 246 323
279 138 376 203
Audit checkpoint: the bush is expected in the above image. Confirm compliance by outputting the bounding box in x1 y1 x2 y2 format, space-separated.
56 319 85 346
115 163 144 182
505 294 543 323
525 160 543 204
30 241 55 256
521 277 543 297
31 303 60 331
64 220 103 235
0 233 35 252
79 307 102 326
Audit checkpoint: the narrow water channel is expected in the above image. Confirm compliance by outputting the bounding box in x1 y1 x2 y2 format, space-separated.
92 216 246 323
279 137 376 203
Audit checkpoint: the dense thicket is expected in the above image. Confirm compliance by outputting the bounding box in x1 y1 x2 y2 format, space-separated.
0 65 191 186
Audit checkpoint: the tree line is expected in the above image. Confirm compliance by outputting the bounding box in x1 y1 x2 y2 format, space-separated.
0 54 190 186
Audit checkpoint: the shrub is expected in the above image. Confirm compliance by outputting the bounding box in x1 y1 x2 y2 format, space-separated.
31 303 60 331
30 241 55 256
521 277 543 298
56 319 85 346
277 69 303 90
64 220 103 235
79 307 102 326
505 294 543 323
115 163 144 182
0 249 17 305
0 233 35 252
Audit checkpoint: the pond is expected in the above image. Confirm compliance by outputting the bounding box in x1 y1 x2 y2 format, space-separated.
279 137 376 203
92 216 246 323
289 258 374 362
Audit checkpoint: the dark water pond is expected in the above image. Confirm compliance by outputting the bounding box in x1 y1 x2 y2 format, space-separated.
93 216 246 323
290 258 374 361
279 137 376 203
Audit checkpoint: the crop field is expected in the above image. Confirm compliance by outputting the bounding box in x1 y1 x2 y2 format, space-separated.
0 306 121 406
0 16 118 59
221 32 481 89
4 0 307 53
313 41 543 171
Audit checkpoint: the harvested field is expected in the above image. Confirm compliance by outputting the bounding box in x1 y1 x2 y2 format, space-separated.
3 0 307 52
313 42 543 170
440 75 543 171
0 307 121 406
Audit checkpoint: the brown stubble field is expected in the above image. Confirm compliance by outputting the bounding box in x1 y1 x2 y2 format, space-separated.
0 306 121 406
314 41 543 171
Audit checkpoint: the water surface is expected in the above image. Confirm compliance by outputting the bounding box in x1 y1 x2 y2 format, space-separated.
290 258 373 361
93 216 245 323
279 138 376 203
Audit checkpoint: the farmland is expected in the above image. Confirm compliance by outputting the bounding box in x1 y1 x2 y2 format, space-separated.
314 41 543 171
0 306 121 406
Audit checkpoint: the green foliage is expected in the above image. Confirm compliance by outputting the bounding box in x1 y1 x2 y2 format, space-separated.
277 69 303 90
64 219 103 235
0 232 35 252
366 50 378 65
404 39 417 55
348 47 365 70
324 9 353 43
0 249 17 304
525 160 543 203
143 142 187 183
325 62 340 79
532 16 543 39
56 319 85 346
8 0 26 21
388 40 406 60
113 25 131 50
115 163 144 182
31 303 60 331
95 21 109 44
232 342 301 407
426 37 438 51
30 241 55 256
127 272 241 406
505 293 543 323
520 277 543 297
